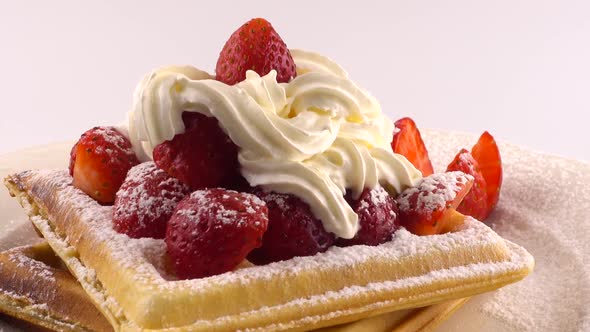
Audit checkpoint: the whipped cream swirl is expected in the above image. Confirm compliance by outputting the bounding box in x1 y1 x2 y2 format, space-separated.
127 49 422 239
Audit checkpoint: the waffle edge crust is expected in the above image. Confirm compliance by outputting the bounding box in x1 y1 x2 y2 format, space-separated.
4 170 534 332
0 242 114 332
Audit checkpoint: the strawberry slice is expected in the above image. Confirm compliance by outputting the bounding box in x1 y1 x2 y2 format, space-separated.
391 117 434 176
471 131 503 212
446 149 489 220
215 18 297 85
396 172 473 235
70 127 139 204
446 132 503 221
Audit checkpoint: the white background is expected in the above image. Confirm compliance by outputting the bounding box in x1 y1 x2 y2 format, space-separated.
1 0 588 161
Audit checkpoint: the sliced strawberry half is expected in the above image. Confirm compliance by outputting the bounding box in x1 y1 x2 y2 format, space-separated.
215 18 296 85
471 131 503 213
391 117 434 176
396 171 473 235
447 149 489 220
446 131 502 221
70 127 139 204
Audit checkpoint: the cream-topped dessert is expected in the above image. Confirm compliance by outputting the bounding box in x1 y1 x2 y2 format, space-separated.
2 17 531 332
48 17 505 280
126 49 422 239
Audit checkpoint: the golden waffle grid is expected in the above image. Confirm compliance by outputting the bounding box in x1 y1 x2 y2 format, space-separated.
5 169 533 331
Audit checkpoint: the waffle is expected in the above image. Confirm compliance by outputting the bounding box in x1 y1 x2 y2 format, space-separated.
0 242 468 332
4 169 534 331
0 242 113 332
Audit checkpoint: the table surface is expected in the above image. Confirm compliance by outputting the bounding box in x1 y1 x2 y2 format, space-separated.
0 1 589 161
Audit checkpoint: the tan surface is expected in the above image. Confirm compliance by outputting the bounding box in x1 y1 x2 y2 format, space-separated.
4 169 533 331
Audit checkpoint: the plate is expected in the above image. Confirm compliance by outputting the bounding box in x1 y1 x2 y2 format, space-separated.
1 130 589 332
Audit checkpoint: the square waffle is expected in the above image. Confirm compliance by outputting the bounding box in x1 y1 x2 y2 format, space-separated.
0 242 468 332
5 169 533 331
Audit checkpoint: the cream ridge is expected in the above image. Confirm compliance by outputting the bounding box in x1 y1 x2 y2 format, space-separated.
125 49 422 239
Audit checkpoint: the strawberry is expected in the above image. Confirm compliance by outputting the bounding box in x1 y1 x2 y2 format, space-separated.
215 18 296 85
70 127 139 204
392 117 434 176
247 189 335 265
471 131 502 213
113 162 190 239
153 112 239 190
337 187 400 247
166 189 268 279
396 172 473 235
446 132 503 221
446 149 489 220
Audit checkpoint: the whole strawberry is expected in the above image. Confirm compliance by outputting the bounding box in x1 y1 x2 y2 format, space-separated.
70 126 139 204
153 112 239 190
337 187 400 247
247 189 335 265
166 189 268 279
215 18 297 85
113 162 190 239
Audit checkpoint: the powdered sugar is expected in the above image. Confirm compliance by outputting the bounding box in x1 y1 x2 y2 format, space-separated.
369 186 389 205
114 162 189 229
422 129 590 332
177 189 266 226
90 126 135 158
7 251 55 283
6 166 533 330
396 171 473 213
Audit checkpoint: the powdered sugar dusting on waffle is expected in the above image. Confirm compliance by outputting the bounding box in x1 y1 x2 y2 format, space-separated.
423 129 590 332
160 240 532 331
246 242 530 332
21 171 509 286
9 168 534 330
396 171 473 212
7 251 55 283
25 170 172 283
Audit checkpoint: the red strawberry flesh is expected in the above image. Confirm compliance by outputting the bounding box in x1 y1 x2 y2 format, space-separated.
471 131 503 213
392 117 434 176
446 149 489 220
397 171 473 235
70 126 139 204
